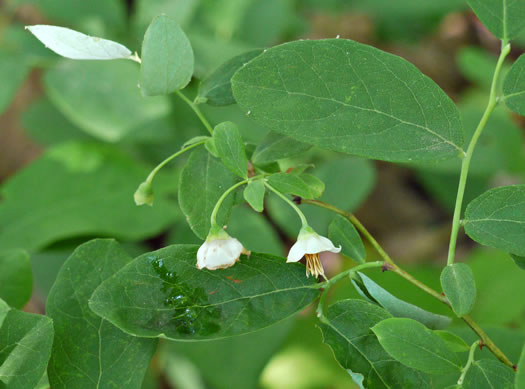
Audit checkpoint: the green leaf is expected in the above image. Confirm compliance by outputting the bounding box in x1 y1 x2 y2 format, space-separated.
516 343 525 388
213 121 248 178
89 245 319 340
266 172 324 200
179 148 238 239
504 54 525 116
0 249 32 309
434 330 471 353
352 272 452 330
511 254 525 270
0 54 30 115
231 39 464 163
372 318 462 374
44 60 170 142
463 360 515 389
198 49 263 106
299 174 325 199
464 185 525 256
26 25 134 60
0 300 54 389
243 180 265 212
47 239 157 389
467 0 525 40
140 15 194 96
319 299 432 388
251 131 312 165
440 263 477 317
328 215 365 263
0 142 178 252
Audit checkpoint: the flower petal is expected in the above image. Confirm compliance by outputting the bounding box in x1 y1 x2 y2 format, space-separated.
196 236 245 270
287 240 306 262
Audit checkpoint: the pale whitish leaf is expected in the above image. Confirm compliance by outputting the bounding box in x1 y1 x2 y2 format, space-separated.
0 249 32 309
213 121 248 178
26 25 134 60
372 318 462 375
0 299 53 389
463 360 514 389
516 343 525 388
328 215 365 263
232 39 464 163
504 54 525 116
352 272 452 329
464 185 525 256
47 240 157 389
467 0 525 40
89 245 319 340
440 263 476 317
198 49 263 106
319 299 432 389
140 15 194 96
252 131 312 165
178 148 237 239
244 180 265 212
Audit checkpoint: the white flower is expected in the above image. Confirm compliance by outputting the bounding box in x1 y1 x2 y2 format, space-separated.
196 228 249 270
287 226 341 278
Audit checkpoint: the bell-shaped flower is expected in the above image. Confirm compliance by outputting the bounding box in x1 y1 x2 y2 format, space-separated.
287 225 341 278
197 227 249 270
134 181 154 206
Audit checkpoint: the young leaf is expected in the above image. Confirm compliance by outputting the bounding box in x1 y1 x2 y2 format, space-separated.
179 148 238 239
434 330 471 353
44 60 170 142
232 39 464 163
47 240 157 389
440 263 476 317
319 299 432 388
198 49 263 106
244 180 265 212
0 299 54 389
0 249 32 309
266 172 324 200
252 132 312 164
328 215 366 263
26 25 134 60
504 54 525 116
516 343 525 388
89 245 319 340
463 360 515 389
299 174 325 199
464 185 525 256
213 121 248 178
140 15 194 96
352 272 451 329
372 318 462 374
467 0 525 40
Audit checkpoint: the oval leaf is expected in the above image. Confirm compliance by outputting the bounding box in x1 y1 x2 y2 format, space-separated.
47 239 157 389
0 249 32 309
89 245 319 340
440 263 476 317
252 131 312 165
244 180 265 213
198 49 263 106
26 25 134 60
372 318 462 375
504 54 525 116
463 360 515 389
179 148 238 239
213 121 248 178
266 172 323 200
464 185 525 256
467 0 525 40
140 15 194 96
319 299 432 389
232 39 464 163
434 330 471 353
353 272 451 329
328 215 365 263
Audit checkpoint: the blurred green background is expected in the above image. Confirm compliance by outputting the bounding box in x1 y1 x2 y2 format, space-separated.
1 0 524 388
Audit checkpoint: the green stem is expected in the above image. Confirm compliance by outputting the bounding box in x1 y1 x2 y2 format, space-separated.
446 40 511 266
265 183 308 227
210 179 250 228
316 261 384 321
145 140 206 185
457 340 480 385
175 90 214 135
302 198 515 369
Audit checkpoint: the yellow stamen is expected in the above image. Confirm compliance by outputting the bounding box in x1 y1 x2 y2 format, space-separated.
305 253 325 278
